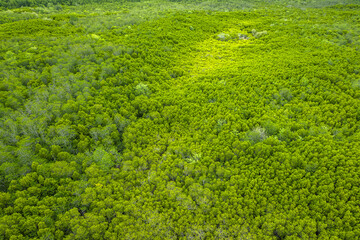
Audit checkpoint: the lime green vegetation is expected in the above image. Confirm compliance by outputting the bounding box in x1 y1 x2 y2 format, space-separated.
1 0 360 239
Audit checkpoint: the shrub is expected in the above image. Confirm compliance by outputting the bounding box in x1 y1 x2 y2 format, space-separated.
215 119 227 133
279 88 293 101
278 127 298 143
245 126 267 144
134 83 150 96
251 29 268 39
216 33 231 41
352 79 360 89
262 120 280 136
92 147 114 171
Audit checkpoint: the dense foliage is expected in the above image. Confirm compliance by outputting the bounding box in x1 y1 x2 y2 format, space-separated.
1 1 360 239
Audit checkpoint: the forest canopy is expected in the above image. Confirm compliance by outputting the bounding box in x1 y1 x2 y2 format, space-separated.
0 0 360 239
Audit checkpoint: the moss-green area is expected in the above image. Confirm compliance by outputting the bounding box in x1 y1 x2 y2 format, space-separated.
0 18 82 38
0 1 360 239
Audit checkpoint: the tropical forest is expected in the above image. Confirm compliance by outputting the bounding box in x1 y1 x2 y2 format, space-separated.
0 0 360 239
